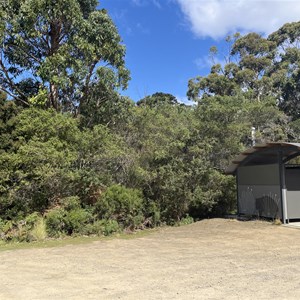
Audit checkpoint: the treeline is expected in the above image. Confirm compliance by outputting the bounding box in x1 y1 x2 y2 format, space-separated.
0 1 299 241
0 93 237 241
0 89 291 241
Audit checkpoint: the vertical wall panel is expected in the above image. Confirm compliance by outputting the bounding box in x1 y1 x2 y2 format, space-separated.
237 164 281 218
286 168 300 219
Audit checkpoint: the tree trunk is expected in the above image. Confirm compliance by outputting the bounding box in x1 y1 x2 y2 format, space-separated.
50 83 59 111
48 20 62 111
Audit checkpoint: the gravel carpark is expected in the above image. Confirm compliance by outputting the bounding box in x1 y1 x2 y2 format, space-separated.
1 218 300 299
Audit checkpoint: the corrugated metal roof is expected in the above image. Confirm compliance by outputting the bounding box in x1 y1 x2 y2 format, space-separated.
226 142 300 175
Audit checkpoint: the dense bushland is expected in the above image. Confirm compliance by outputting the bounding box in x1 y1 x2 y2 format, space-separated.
0 93 290 241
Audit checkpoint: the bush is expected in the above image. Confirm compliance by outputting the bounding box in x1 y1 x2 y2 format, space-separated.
61 196 81 211
25 212 40 228
0 212 48 242
95 185 144 229
178 214 194 226
46 206 94 236
45 208 66 237
64 208 93 235
0 218 11 240
79 219 120 236
100 219 120 236
143 201 161 227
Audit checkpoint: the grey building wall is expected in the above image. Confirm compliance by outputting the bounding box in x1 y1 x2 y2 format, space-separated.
237 164 281 219
286 168 300 219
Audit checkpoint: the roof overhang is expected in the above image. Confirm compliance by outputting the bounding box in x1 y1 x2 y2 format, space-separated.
226 142 300 175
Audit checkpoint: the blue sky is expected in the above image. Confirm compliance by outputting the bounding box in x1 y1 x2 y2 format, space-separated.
100 0 300 103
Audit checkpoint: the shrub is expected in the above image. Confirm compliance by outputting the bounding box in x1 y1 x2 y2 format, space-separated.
64 208 93 235
178 214 194 226
45 208 66 237
46 206 94 236
95 185 144 229
101 219 120 236
0 220 13 240
143 201 161 227
81 219 120 236
61 196 81 211
25 212 40 228
0 212 47 242
0 220 28 242
0 219 9 240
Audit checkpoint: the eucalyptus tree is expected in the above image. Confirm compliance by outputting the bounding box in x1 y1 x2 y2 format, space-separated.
187 21 300 121
0 0 129 113
136 92 179 107
187 32 277 102
268 21 300 119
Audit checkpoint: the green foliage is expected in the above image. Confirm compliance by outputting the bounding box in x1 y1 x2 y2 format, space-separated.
0 108 79 216
0 0 129 112
61 196 81 211
46 207 93 237
136 92 179 108
189 171 236 218
0 212 47 242
95 185 144 229
80 94 135 129
122 102 241 222
45 207 121 237
73 124 133 204
143 201 161 227
178 215 194 226
0 96 22 153
45 208 66 237
101 220 120 236
83 219 120 236
187 23 300 120
64 208 93 235
0 107 133 217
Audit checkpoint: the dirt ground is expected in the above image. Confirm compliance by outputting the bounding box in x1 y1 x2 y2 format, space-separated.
1 218 300 299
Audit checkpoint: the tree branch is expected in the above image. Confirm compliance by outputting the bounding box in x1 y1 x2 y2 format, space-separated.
7 42 42 65
0 85 29 106
0 56 28 103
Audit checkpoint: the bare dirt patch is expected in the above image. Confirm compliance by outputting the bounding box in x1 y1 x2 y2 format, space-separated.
1 218 300 299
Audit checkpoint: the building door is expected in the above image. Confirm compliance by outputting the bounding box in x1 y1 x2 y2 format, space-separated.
285 167 300 220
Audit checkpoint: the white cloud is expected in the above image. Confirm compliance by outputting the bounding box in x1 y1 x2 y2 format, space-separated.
176 0 300 39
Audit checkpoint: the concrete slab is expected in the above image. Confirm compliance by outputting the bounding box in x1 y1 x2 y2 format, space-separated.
284 222 300 229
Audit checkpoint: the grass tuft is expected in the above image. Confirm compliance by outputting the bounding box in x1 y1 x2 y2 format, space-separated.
273 218 282 226
29 217 47 241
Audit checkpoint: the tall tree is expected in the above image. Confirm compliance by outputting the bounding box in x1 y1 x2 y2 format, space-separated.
187 33 276 102
187 22 300 121
136 92 179 107
268 21 300 119
0 0 129 113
